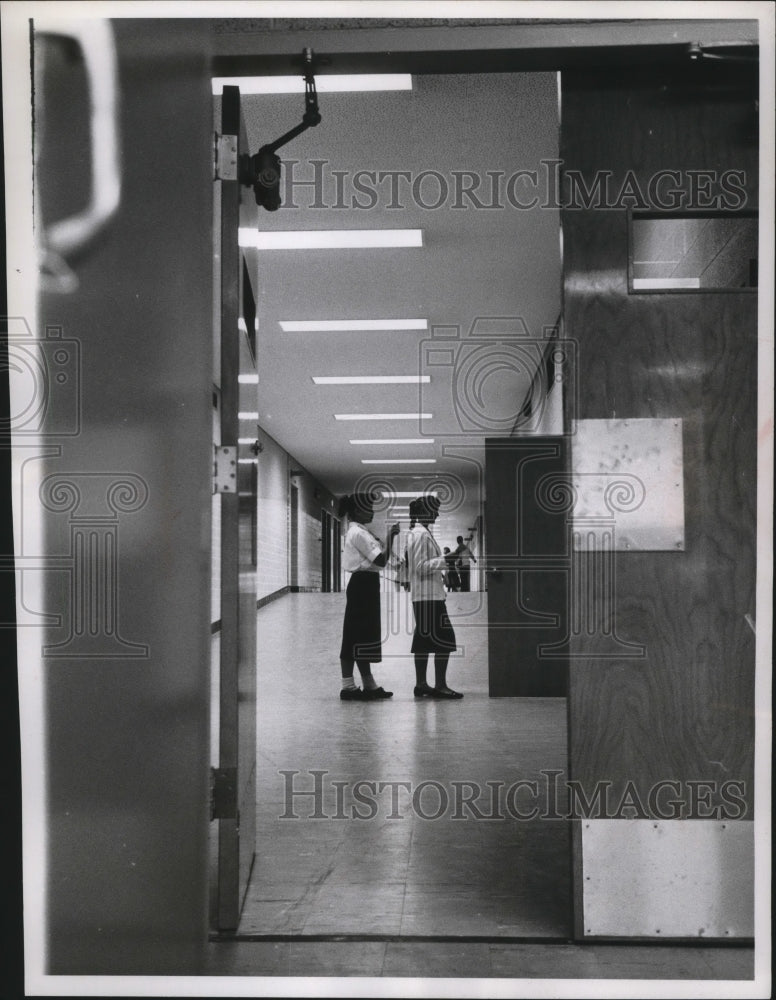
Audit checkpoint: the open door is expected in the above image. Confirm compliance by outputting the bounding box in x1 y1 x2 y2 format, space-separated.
213 84 258 931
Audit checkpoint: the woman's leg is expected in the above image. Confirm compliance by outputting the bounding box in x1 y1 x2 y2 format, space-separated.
433 653 463 697
412 602 434 696
356 658 376 689
340 657 358 688
433 653 449 689
357 659 393 698
414 654 435 696
340 576 359 695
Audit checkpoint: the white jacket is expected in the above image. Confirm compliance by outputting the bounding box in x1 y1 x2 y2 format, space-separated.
342 521 383 573
406 524 447 601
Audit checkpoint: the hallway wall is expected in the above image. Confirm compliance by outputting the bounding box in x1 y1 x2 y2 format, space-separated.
257 426 338 597
255 429 290 600
213 424 339 616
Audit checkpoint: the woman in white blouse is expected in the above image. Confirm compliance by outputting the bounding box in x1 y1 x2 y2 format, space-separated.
405 495 463 699
338 492 399 701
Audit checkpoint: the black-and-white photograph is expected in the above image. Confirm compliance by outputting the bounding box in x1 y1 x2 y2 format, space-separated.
2 2 773 997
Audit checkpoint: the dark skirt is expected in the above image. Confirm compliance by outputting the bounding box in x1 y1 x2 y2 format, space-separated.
411 600 457 654
339 571 382 662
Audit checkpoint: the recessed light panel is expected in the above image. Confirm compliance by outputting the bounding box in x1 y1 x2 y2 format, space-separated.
382 492 438 498
239 229 423 250
313 376 429 385
280 319 427 332
334 413 432 421
212 75 413 95
349 439 434 445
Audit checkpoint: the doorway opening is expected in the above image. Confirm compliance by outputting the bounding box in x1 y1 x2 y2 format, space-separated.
210 63 570 940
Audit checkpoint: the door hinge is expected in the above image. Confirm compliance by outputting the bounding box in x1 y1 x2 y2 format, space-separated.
210 766 238 820
214 133 238 181
213 445 237 493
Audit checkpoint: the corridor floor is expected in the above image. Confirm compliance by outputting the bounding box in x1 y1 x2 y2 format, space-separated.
242 591 570 938
206 591 756 985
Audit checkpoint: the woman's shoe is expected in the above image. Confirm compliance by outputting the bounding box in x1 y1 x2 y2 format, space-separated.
413 683 436 698
340 687 366 701
364 686 393 699
433 687 463 699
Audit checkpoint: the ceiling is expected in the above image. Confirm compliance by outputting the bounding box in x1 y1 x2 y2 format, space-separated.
235 71 562 535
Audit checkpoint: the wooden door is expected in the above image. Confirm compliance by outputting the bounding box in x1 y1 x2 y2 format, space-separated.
561 72 757 940
214 84 257 931
289 484 299 589
333 516 342 592
321 510 331 592
484 437 569 696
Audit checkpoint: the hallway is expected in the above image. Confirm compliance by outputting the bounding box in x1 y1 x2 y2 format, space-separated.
227 591 571 938
205 592 755 983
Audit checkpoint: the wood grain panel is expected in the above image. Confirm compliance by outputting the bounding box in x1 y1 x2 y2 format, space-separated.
562 70 757 814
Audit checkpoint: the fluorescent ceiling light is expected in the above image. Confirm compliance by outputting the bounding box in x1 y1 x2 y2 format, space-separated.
212 75 413 95
362 459 437 465
313 375 429 385
238 374 260 383
280 319 428 332
335 413 432 421
239 229 423 250
349 439 434 445
238 412 259 420
238 438 256 444
381 491 438 498
238 458 258 464
632 277 700 290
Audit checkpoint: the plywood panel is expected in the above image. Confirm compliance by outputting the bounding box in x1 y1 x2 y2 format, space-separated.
562 71 757 827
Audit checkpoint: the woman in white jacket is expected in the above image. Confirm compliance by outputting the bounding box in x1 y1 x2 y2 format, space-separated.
405 495 463 699
338 492 399 701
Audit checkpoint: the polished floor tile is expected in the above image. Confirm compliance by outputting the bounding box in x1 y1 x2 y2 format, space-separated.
237 591 571 940
488 942 755 980
203 939 755 981
380 941 494 978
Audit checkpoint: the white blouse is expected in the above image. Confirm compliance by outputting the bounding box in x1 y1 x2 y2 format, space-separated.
406 524 447 601
342 521 383 574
